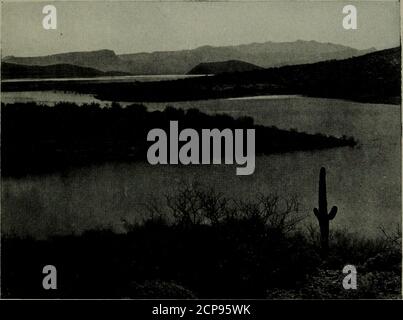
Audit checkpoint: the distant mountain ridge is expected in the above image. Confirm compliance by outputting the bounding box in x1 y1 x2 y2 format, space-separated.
187 60 263 74
2 47 399 104
1 62 130 79
2 50 124 73
2 40 375 75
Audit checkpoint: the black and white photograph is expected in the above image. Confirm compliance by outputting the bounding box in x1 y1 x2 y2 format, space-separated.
0 0 401 301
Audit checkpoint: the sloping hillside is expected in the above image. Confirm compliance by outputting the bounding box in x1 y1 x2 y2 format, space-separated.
248 46 401 103
2 50 126 73
187 60 263 74
1 62 130 79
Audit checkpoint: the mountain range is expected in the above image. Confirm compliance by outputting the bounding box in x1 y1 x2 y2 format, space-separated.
1 62 130 79
2 40 375 76
3 46 396 105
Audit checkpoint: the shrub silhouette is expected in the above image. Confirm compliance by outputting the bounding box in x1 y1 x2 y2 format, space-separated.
1 182 400 298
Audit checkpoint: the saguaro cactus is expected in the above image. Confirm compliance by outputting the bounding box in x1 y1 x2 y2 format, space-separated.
313 167 337 256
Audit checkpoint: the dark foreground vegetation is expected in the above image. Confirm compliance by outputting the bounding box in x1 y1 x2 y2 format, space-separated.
1 102 356 177
2 182 401 298
2 47 400 104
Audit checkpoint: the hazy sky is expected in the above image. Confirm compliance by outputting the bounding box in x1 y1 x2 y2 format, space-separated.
1 1 400 57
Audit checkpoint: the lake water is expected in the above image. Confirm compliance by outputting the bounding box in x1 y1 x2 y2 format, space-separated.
1 74 207 83
1 93 401 239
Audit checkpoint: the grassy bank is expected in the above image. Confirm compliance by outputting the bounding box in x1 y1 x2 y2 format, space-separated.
2 182 400 299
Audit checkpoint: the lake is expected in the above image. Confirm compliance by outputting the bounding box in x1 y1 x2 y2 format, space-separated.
1 93 401 239
1 74 207 83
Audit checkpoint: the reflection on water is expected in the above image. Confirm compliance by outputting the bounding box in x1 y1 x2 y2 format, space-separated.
1 96 400 239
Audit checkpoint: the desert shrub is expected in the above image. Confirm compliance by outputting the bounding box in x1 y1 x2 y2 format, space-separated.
321 226 401 271
2 183 399 299
165 181 205 227
139 182 316 296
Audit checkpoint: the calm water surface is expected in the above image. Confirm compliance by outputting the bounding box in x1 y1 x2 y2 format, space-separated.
1 94 400 239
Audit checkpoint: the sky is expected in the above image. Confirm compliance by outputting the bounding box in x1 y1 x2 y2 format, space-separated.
1 0 401 57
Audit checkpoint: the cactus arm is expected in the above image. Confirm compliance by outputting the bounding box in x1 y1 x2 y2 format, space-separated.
313 208 319 218
328 206 338 220
319 167 328 212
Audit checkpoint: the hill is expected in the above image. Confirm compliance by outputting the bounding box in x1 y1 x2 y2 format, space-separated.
1 62 130 79
2 47 399 104
93 47 402 104
249 46 401 103
2 50 125 73
187 60 263 74
2 40 374 75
